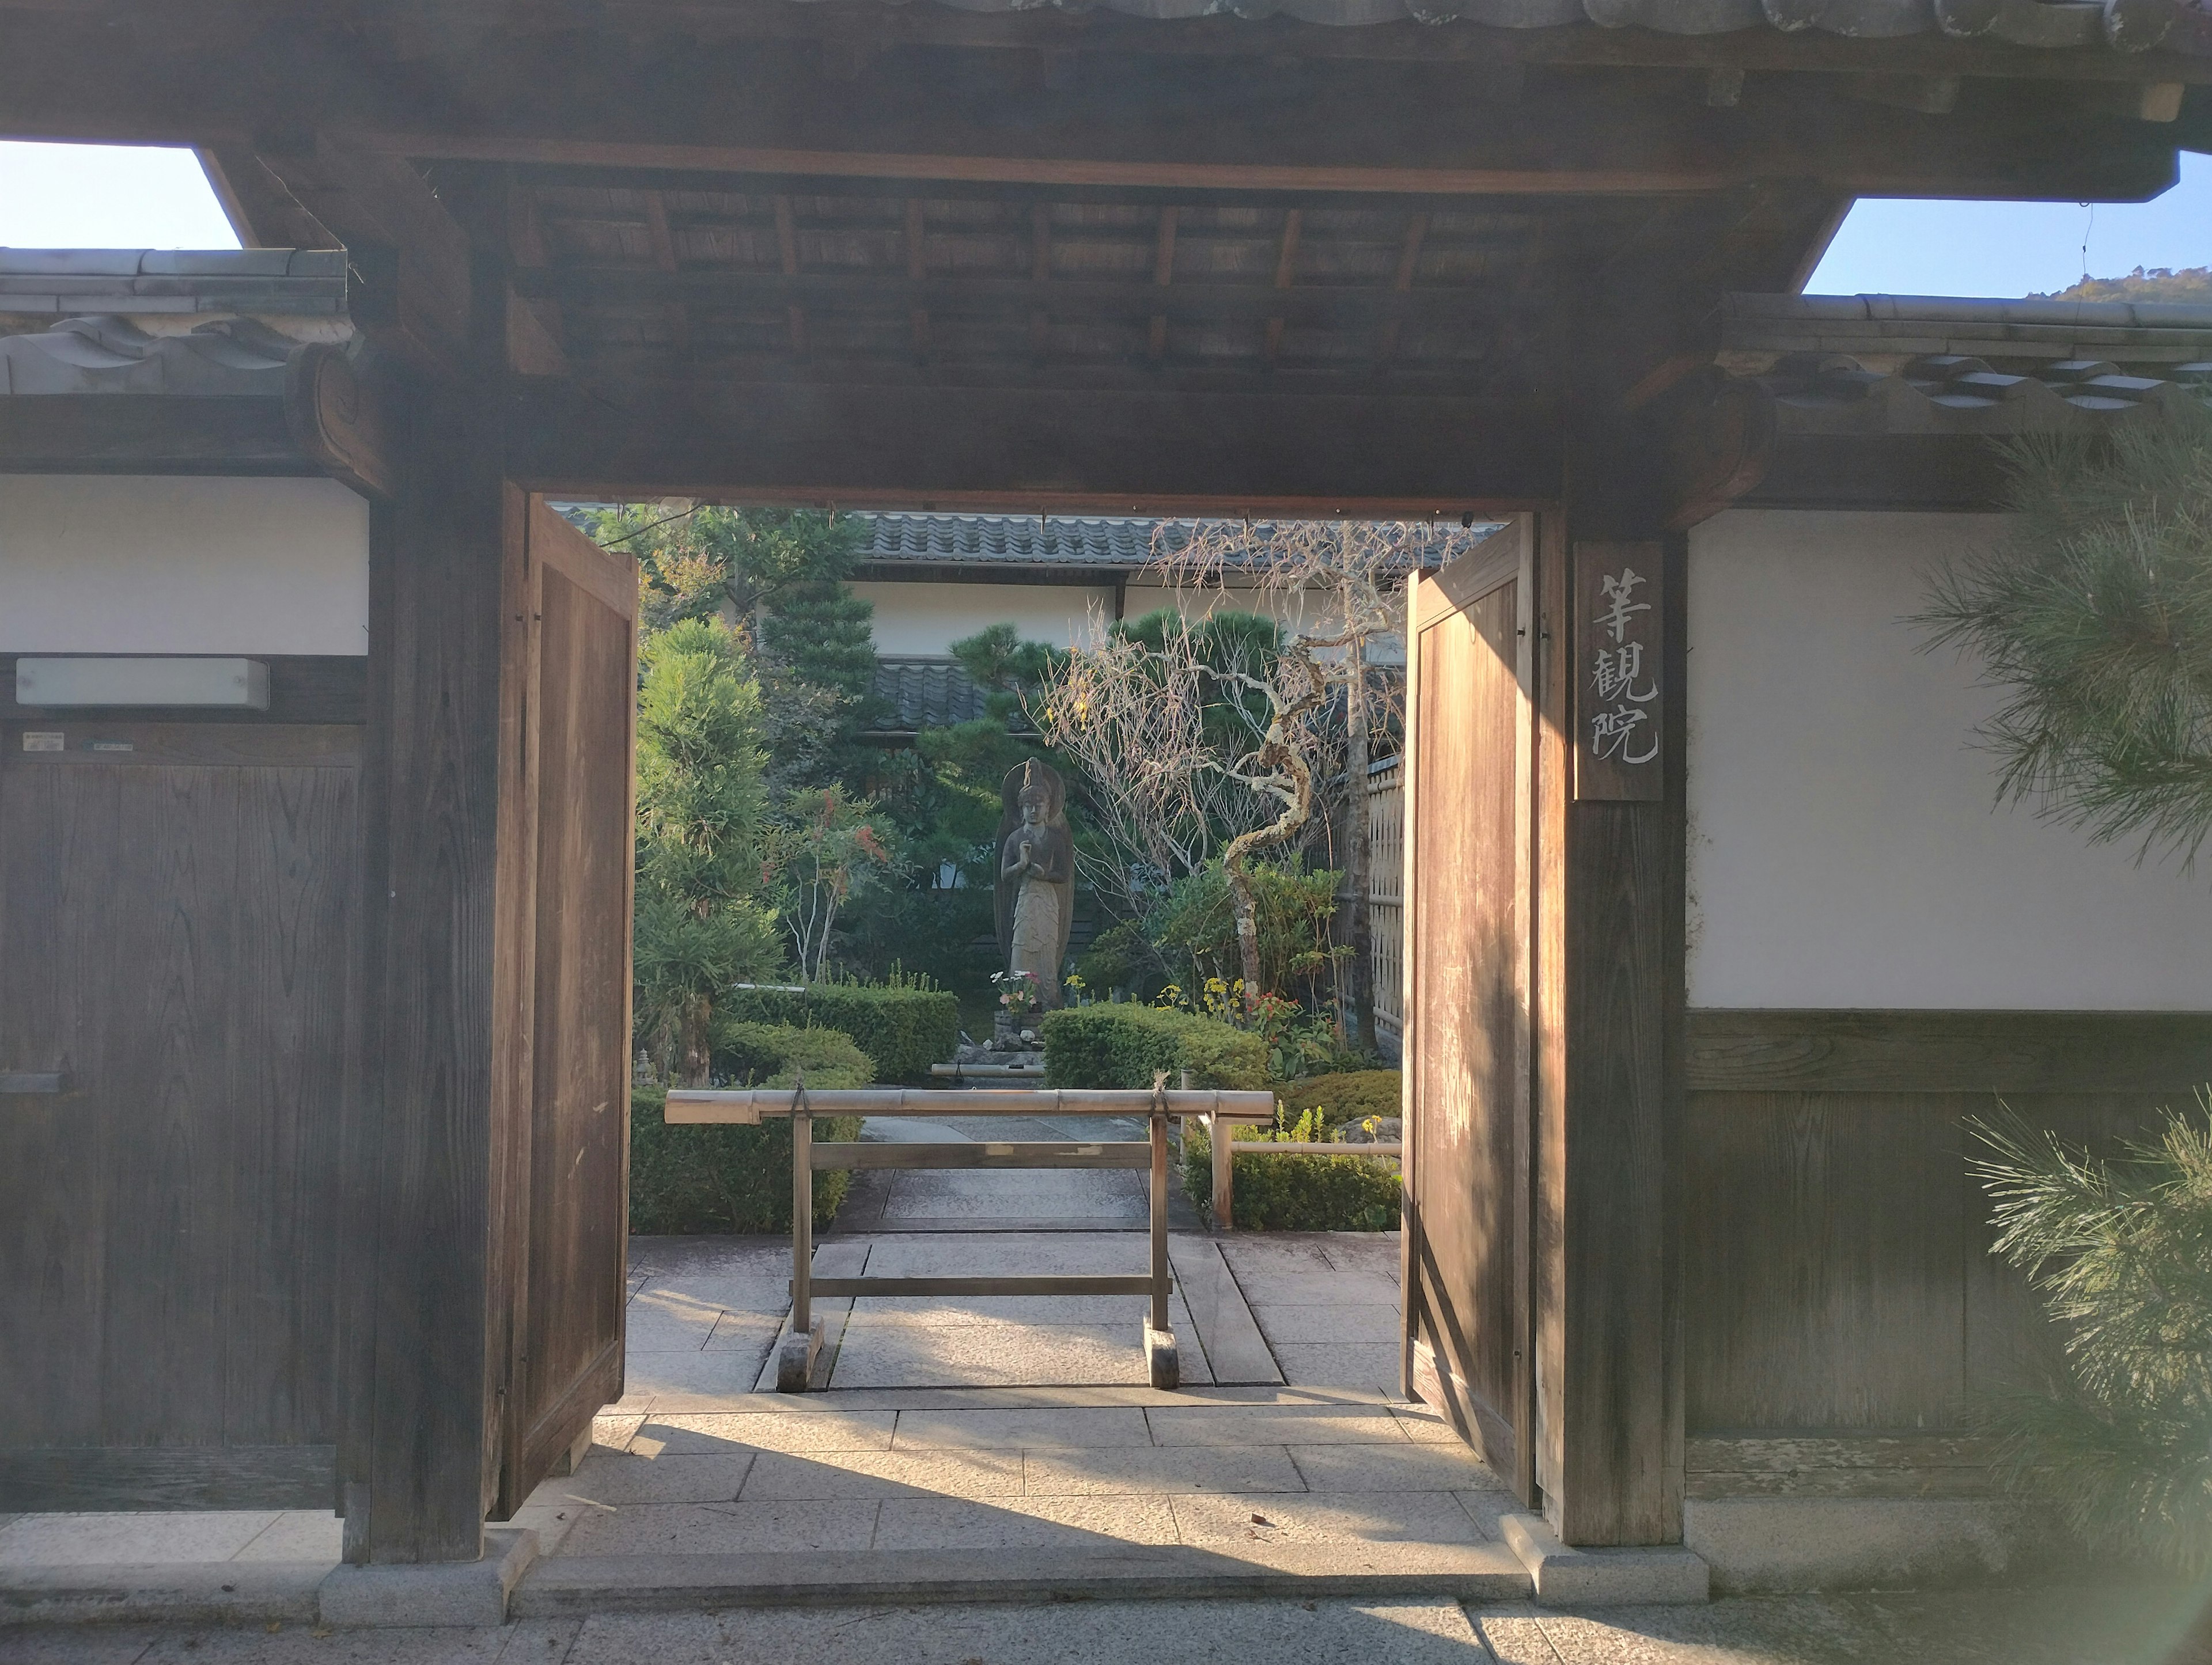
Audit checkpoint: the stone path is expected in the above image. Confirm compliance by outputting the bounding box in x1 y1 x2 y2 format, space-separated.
6 1583 2205 1663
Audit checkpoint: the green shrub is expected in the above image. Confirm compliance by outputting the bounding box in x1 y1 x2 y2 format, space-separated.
629 1085 862 1235
712 1019 873 1088
721 970 958 1084
1040 1004 1268 1091
1280 1069 1402 1134
1181 1116 1402 1232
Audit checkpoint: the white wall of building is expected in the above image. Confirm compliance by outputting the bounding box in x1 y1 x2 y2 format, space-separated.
852 580 1115 657
1687 509 2208 1011
0 475 370 655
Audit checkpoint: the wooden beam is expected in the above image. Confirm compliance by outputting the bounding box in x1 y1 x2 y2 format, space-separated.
502 378 1560 507
512 267 1527 329
252 141 472 371
0 17 2181 203
505 175 570 375
197 147 341 251
0 395 310 475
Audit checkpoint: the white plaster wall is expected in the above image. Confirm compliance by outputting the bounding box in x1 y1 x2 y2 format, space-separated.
1687 509 2209 1011
0 475 370 655
852 581 1115 657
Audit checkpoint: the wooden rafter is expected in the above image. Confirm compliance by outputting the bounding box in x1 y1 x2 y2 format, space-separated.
1378 211 1429 363
774 194 806 355
1030 202 1052 362
1149 205 1177 363
641 188 690 352
1264 208 1302 365
906 198 930 356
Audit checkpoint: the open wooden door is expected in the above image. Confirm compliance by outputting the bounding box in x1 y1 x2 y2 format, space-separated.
490 494 638 1516
1400 515 1538 1504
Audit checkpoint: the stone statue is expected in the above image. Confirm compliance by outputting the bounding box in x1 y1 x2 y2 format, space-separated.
995 759 1074 1011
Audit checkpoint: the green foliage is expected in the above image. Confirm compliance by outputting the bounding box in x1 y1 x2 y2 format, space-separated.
721 970 959 1085
1039 1004 1269 1091
1969 1094 2212 1575
582 503 859 631
2043 267 2212 305
628 1086 862 1235
1916 404 2212 866
710 1020 873 1089
1147 858 1351 1008
952 621 1064 705
1181 1116 1402 1232
765 578 880 710
1280 1069 1403 1133
762 784 904 983
632 617 783 1081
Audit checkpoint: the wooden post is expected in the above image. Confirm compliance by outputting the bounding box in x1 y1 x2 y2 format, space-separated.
1144 1074 1179 1388
1524 418 1683 1546
1210 1115 1234 1232
338 378 508 1565
777 1082 825 1393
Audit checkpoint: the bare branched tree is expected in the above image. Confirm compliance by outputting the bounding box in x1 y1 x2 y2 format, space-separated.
1149 519 1490 1044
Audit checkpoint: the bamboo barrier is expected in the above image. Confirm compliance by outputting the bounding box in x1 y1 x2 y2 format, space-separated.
663 1080 1278 1392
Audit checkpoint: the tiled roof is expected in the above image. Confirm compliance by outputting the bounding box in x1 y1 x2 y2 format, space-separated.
853 514 1167 570
866 656 1022 734
1718 292 2212 433
884 0 2210 53
0 249 347 320
1752 352 2212 431
0 314 303 395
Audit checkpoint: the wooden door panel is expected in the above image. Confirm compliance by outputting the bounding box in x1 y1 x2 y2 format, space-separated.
0 729 355 1500
493 497 637 1513
1403 518 1536 1500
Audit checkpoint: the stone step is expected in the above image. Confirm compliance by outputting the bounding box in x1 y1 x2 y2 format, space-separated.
510 1541 1533 1615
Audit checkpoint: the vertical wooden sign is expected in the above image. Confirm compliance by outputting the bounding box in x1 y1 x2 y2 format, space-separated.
1573 541 1664 802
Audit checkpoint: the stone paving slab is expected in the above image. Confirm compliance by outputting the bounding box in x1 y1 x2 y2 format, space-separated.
872 1495 1181 1551
738 1449 1026 1501
1289 1442 1511 1494
625 1411 898 1454
887 1406 1156 1450
1019 1445 1309 1497
1169 1489 1490 1548
1143 1404 1413 1446
1270 1342 1403 1390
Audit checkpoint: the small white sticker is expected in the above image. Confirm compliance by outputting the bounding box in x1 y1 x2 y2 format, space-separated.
23 732 63 753
89 741 134 753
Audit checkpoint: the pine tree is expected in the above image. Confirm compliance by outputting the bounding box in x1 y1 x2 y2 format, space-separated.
1917 402 2212 866
632 616 783 1084
1971 1099 2212 1575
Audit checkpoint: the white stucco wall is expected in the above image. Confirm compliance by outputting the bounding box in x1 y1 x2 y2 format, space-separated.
1687 509 2208 1011
852 581 1115 657
0 475 370 655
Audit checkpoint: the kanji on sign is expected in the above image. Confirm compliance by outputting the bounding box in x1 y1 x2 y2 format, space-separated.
1574 544 1664 801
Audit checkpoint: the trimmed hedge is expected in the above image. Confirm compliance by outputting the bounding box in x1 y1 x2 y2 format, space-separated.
1279 1069 1402 1134
719 974 959 1084
714 1019 873 1089
1039 1004 1269 1091
1181 1121 1402 1232
630 1085 863 1235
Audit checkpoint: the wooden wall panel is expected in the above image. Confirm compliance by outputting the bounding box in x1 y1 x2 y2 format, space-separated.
0 730 355 1503
1684 1012 2200 1450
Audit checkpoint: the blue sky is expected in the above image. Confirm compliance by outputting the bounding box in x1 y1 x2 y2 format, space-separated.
2 138 2209 299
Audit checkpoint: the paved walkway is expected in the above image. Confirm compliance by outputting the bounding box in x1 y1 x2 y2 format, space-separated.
6 1583 2205 1663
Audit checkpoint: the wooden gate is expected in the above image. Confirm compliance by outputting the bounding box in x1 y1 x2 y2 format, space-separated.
488 495 639 1516
1400 515 1538 1503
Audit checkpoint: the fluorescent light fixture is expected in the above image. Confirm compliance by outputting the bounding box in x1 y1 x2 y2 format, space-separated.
15 656 270 710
